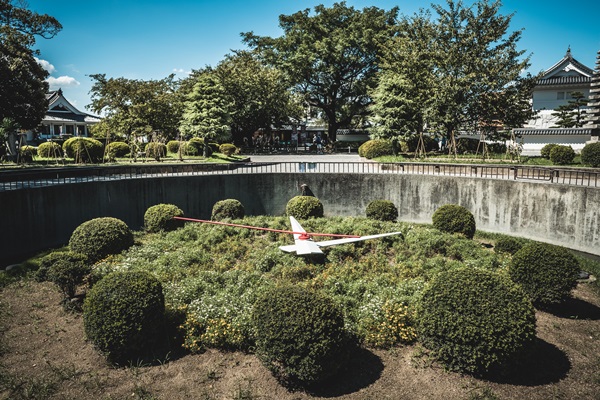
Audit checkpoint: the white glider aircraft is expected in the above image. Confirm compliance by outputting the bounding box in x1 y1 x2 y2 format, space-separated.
174 216 403 256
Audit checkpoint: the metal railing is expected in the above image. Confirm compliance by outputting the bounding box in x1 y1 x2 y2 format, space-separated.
1 162 599 191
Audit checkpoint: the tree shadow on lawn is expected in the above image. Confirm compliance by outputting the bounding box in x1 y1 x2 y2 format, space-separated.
307 346 384 398
484 338 570 386
541 297 600 320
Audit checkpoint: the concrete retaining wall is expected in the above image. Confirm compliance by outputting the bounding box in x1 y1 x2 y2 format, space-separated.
1 173 599 265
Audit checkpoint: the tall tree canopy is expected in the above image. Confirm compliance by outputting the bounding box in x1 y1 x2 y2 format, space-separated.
213 51 301 143
179 70 232 144
242 1 398 142
428 0 538 149
0 0 62 129
88 74 182 141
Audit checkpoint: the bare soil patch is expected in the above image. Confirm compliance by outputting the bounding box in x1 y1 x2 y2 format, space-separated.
1 280 599 400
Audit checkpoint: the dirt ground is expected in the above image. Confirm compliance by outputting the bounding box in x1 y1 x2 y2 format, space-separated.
1 280 599 400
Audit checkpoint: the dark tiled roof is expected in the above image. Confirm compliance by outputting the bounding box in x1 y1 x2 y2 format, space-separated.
514 128 593 136
537 76 592 86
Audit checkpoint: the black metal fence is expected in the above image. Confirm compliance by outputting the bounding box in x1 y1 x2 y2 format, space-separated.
1 162 599 191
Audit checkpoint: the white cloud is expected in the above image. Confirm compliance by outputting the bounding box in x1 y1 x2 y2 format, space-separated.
46 76 81 90
172 68 192 75
35 57 56 73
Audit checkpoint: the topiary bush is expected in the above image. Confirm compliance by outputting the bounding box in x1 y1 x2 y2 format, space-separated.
365 200 398 222
144 142 167 159
540 143 559 159
188 137 204 152
358 139 393 159
432 204 476 239
47 255 91 299
252 285 349 386
37 141 63 158
416 268 536 375
580 142 600 167
180 141 199 156
211 199 245 221
83 270 165 364
69 217 134 263
549 145 575 165
509 242 580 307
166 140 181 154
19 145 37 157
286 196 324 219
219 143 237 157
35 251 88 283
495 236 525 255
144 203 185 233
105 141 130 159
62 137 104 163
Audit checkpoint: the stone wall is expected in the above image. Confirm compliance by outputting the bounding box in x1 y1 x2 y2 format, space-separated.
1 173 599 265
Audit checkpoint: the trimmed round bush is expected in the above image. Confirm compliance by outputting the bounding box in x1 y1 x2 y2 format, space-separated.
144 142 167 159
69 217 134 263
286 196 324 219
144 203 185 233
358 139 393 159
36 251 88 283
19 145 37 157
366 200 398 222
48 255 91 299
211 199 245 221
219 143 237 156
432 204 476 239
105 141 130 159
509 242 580 307
416 268 536 375
540 143 559 159
495 236 525 255
37 141 63 158
252 285 349 386
188 137 204 152
83 271 165 364
181 141 199 156
580 142 600 167
549 145 575 165
166 140 181 154
62 137 104 163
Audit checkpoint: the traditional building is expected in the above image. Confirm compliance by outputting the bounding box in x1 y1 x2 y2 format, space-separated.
27 89 101 142
514 48 596 154
588 50 600 135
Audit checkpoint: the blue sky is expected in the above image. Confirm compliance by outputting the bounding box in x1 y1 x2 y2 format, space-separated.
28 0 600 115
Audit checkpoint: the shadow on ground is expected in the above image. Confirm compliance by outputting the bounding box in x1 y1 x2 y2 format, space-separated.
485 338 570 386
308 347 384 397
542 297 600 320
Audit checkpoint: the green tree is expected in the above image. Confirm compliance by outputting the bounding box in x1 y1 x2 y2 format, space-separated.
427 0 536 155
552 91 589 128
213 51 302 144
242 2 398 142
179 71 232 154
88 74 182 143
0 0 61 135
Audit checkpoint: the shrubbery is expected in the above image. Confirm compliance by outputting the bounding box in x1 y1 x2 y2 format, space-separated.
35 251 88 284
580 142 600 167
509 242 580 307
540 143 559 159
286 196 324 219
549 145 575 165
494 236 525 255
144 204 185 233
47 255 91 299
83 271 165 364
432 204 476 239
455 137 480 154
402 134 439 153
211 199 245 220
69 217 134 263
144 142 167 159
166 140 180 154
252 285 349 386
62 137 104 163
365 200 398 222
19 145 37 157
416 268 536 375
219 143 237 156
37 141 63 158
180 141 199 156
105 141 130 160
358 139 393 159
188 137 204 152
